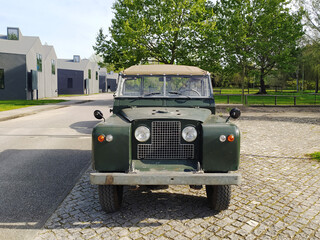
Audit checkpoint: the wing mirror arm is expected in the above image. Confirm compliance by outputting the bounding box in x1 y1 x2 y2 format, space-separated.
226 108 241 123
94 110 105 122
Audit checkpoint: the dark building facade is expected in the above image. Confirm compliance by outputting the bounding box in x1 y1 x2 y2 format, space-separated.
98 68 118 92
0 27 58 100
0 53 27 100
57 69 84 94
57 56 99 95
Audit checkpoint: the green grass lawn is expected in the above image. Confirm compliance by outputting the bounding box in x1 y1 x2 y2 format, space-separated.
0 100 66 112
213 88 320 105
309 152 320 161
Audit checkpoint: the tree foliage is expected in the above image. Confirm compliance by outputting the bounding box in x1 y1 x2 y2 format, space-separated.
95 0 304 94
215 0 304 94
94 0 217 71
298 0 320 92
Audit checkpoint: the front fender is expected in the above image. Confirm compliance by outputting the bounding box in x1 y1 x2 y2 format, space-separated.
92 114 131 172
202 116 240 172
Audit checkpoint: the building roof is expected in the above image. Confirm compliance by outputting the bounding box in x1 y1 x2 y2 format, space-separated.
99 68 107 76
57 58 91 71
57 58 100 72
0 34 40 55
42 45 56 60
122 65 208 76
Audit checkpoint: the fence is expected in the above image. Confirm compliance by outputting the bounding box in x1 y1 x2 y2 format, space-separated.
214 94 320 106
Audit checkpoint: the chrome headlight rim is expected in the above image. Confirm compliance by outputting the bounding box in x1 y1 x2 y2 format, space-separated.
134 125 150 142
182 126 197 142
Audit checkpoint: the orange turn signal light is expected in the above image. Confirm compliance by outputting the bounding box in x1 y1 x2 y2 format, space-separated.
227 134 235 142
98 134 105 142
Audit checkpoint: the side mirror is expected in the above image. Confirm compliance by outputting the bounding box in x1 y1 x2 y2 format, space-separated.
230 108 241 119
94 110 104 121
226 108 241 122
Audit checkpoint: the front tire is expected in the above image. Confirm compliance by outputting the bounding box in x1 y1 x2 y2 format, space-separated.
98 185 123 213
206 185 231 211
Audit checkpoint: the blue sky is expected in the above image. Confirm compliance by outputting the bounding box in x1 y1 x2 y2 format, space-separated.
0 0 115 59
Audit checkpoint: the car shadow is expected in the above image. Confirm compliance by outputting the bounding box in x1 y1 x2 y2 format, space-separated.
42 178 224 230
69 121 101 134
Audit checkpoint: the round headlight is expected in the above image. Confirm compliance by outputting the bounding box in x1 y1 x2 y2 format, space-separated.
182 126 197 142
135 126 150 142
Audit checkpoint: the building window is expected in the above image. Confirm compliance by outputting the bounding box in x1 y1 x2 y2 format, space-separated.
67 78 73 88
0 69 4 89
36 54 42 72
88 69 91 79
7 28 19 40
96 71 98 80
51 59 55 75
73 55 80 63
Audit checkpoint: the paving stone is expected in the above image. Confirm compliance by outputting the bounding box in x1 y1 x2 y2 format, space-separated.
34 109 320 240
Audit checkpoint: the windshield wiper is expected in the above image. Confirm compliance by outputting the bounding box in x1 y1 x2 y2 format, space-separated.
169 91 190 98
168 91 182 95
144 92 161 96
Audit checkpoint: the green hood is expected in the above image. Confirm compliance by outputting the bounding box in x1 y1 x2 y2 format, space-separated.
120 107 212 122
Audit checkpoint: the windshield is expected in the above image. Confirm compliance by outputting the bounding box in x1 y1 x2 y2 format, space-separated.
118 75 211 98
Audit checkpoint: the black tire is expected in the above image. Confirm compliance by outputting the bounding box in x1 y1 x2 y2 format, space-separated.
98 185 123 213
206 185 231 211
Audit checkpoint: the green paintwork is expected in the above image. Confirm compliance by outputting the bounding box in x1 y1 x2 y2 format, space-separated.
92 72 240 175
92 109 240 173
121 107 211 122
113 98 215 114
92 114 131 172
202 115 240 172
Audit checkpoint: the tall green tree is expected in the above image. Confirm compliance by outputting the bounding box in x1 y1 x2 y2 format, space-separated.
94 0 218 71
302 43 320 92
215 0 253 101
250 0 304 94
298 0 320 92
215 0 304 94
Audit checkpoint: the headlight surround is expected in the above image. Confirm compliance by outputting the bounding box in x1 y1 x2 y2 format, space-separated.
135 126 150 142
182 126 197 142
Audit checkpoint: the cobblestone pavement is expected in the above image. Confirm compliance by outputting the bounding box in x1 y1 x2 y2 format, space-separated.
35 108 320 239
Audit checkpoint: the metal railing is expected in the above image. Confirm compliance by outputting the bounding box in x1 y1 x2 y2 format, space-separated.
214 94 320 106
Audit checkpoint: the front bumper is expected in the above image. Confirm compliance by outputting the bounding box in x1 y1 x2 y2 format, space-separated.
90 172 241 185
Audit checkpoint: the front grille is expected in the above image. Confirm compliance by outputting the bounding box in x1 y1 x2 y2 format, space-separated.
137 121 194 159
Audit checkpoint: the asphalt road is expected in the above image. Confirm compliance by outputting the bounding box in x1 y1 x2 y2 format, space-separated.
0 94 114 240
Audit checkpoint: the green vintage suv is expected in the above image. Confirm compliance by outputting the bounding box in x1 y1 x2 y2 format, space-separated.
91 65 241 213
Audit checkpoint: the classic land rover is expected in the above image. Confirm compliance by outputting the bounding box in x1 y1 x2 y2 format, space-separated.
91 65 241 213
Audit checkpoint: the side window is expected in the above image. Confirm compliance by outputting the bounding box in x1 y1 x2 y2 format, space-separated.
122 77 142 96
67 78 73 88
0 69 4 89
7 28 19 40
36 54 42 72
51 60 55 75
88 69 91 79
96 71 98 80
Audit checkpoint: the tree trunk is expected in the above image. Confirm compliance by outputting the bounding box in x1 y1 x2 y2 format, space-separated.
296 68 299 92
241 66 245 104
316 70 319 93
259 69 267 94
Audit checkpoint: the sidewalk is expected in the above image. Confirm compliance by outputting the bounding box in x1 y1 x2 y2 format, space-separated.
0 97 92 122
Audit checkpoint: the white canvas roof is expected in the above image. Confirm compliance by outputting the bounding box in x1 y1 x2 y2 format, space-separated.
122 64 208 75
